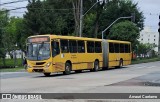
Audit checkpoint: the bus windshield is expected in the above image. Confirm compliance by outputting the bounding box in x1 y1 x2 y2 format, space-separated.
27 43 50 61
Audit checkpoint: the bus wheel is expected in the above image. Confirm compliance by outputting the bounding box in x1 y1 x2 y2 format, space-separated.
44 73 51 76
93 61 99 72
119 59 123 68
63 63 71 75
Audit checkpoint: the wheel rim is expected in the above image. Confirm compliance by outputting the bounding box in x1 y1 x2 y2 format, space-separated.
95 62 99 71
66 65 70 72
96 64 98 70
120 60 123 67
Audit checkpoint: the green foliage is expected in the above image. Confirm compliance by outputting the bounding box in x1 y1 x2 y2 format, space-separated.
0 67 24 72
109 21 139 49
0 58 22 66
23 0 144 38
131 57 160 64
83 13 96 37
0 9 9 60
97 0 144 38
0 9 25 66
83 0 106 37
2 17 25 57
24 0 74 36
136 43 157 56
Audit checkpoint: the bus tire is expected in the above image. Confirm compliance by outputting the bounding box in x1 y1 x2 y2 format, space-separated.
93 61 99 72
44 73 51 76
63 63 71 75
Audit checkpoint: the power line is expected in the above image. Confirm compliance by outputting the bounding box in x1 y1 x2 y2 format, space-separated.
6 7 26 11
0 0 28 6
3 7 74 15
143 12 160 16
6 7 79 11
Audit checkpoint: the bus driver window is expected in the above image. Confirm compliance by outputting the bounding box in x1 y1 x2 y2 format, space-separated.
52 41 60 57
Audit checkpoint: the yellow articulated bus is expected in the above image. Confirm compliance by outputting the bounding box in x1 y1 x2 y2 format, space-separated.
26 35 131 76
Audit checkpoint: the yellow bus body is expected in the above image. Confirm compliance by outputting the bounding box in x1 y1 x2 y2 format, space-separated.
26 35 131 74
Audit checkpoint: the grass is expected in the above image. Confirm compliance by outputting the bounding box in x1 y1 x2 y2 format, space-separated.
0 58 24 72
131 57 160 64
0 58 23 66
0 67 24 72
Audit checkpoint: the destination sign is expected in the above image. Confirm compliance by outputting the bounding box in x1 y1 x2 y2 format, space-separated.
28 37 50 43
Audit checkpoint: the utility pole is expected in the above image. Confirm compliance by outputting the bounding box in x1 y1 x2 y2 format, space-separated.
79 0 104 37
158 14 160 56
79 0 83 37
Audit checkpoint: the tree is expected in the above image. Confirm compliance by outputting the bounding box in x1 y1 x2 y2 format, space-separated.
97 0 144 38
0 9 9 66
2 17 24 58
137 43 157 57
24 0 74 36
109 21 139 49
71 0 107 37
71 0 81 36
46 0 74 35
24 0 45 35
23 0 144 38
82 0 107 37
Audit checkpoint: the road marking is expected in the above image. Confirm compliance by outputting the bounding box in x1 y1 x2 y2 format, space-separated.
127 65 157 72
132 65 157 69
136 66 147 69
147 66 156 68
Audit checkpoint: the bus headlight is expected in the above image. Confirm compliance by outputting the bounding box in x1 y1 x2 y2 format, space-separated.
45 62 51 68
27 65 32 68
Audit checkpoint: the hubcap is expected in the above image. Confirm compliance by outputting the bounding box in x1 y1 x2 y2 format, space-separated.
66 66 70 71
95 63 99 70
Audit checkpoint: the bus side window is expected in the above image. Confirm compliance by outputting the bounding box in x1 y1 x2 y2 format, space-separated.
114 43 120 53
120 44 125 53
60 40 69 53
78 41 85 53
51 41 60 57
87 41 94 53
109 43 114 53
69 40 77 53
95 42 102 53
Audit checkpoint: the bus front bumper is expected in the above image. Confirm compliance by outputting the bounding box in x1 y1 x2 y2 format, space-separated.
27 68 52 73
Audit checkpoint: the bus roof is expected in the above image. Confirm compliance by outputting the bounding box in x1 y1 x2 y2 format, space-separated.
28 34 131 43
107 40 131 44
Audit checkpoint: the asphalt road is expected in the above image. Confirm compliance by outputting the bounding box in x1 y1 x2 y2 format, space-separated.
1 61 160 102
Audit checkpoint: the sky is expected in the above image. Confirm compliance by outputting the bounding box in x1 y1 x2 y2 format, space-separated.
0 0 160 32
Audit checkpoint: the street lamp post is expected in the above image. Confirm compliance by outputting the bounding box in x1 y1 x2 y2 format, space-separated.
79 0 104 37
158 14 160 56
79 0 83 37
102 16 133 39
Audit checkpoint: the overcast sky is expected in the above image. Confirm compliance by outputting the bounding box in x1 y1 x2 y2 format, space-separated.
0 0 160 32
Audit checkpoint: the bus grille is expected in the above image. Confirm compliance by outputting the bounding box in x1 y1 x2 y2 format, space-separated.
36 62 45 65
33 69 44 72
